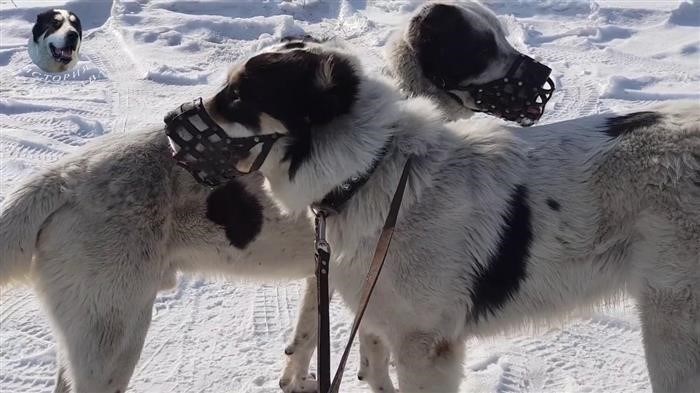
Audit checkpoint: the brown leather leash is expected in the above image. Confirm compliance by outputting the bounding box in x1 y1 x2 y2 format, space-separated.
317 157 412 393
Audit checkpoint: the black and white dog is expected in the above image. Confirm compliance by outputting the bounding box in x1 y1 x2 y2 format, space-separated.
28 9 82 73
1 3 549 392
168 3 700 393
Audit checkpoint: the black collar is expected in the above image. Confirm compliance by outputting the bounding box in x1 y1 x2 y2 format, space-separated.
311 140 392 215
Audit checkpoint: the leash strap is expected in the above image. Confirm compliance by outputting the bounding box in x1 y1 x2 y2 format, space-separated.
328 157 413 393
313 211 332 393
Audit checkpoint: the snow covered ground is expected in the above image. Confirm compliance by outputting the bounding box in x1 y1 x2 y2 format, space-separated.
1 0 699 392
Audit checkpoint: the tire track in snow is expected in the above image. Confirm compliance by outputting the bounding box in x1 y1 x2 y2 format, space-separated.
0 289 56 393
250 283 301 337
530 44 692 117
175 279 201 393
504 316 648 392
252 284 282 335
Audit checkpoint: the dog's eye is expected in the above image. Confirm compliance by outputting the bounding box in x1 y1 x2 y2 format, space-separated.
52 20 62 28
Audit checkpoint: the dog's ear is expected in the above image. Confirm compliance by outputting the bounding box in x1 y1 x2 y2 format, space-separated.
307 52 359 125
239 50 359 128
408 3 497 88
32 10 56 43
237 49 360 179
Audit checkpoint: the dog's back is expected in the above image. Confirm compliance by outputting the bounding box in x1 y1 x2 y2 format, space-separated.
595 102 700 222
443 101 700 335
0 128 176 285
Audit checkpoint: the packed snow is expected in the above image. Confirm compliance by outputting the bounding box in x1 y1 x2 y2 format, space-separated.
1 0 699 392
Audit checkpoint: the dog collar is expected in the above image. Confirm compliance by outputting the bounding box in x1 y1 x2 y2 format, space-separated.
311 140 392 215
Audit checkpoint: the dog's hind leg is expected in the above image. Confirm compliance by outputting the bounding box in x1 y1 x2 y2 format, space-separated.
358 330 396 393
631 210 700 392
39 267 158 393
33 234 161 393
638 284 700 392
280 277 319 393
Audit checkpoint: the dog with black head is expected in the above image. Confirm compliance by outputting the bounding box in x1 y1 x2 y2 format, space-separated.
170 4 699 393
28 9 82 73
387 2 554 126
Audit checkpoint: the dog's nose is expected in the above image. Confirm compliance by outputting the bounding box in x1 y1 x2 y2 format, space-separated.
66 31 79 47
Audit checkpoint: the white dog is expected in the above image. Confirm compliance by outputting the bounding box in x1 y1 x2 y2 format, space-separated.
171 3 699 393
0 129 317 392
28 9 82 73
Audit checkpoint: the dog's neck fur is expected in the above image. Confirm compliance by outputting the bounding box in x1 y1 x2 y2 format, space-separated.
261 75 445 215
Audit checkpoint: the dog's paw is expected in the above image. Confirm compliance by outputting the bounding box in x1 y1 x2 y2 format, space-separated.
356 357 397 393
279 353 316 393
279 374 318 393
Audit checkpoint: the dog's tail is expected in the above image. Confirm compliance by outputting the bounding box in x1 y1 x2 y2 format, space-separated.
0 170 69 286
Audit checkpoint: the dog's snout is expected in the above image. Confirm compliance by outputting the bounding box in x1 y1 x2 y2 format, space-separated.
66 31 79 46
164 110 179 125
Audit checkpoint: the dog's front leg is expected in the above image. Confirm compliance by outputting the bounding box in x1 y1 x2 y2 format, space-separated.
392 330 465 393
280 276 321 393
358 330 396 393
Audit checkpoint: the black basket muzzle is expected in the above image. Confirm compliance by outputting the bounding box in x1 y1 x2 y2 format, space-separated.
449 54 555 126
164 97 282 187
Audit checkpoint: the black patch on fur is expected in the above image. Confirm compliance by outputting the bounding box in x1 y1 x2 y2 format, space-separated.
205 180 263 249
283 41 306 49
68 12 82 39
603 111 662 139
281 34 320 43
546 198 560 211
410 3 498 89
33 10 61 43
280 35 321 49
469 185 532 320
212 87 262 132
213 49 359 179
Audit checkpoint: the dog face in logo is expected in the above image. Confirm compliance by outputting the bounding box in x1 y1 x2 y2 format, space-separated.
28 9 82 73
